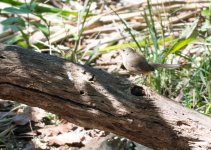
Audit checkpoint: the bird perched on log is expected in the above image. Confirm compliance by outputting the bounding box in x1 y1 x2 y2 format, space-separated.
120 47 182 75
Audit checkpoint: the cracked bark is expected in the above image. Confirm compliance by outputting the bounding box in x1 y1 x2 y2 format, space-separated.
0 44 211 150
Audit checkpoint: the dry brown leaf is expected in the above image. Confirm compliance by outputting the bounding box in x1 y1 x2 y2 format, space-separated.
29 107 48 122
48 132 89 145
37 123 76 137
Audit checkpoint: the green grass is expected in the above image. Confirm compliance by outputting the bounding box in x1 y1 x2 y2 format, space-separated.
183 48 211 115
106 0 211 116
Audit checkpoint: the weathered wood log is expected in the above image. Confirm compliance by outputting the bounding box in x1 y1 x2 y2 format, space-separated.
0 44 211 150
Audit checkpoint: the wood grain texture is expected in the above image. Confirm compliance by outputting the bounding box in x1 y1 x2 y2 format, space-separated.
0 44 211 150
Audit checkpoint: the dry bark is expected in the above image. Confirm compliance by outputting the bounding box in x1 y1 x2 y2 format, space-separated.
0 44 211 150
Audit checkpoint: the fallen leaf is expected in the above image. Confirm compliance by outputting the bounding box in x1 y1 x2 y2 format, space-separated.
37 123 75 136
48 132 88 145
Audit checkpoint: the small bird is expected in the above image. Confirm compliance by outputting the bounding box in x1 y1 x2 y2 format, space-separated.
120 47 182 75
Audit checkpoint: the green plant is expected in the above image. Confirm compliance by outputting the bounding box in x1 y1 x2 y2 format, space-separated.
0 0 78 48
42 113 60 125
65 0 93 63
200 7 211 43
183 48 211 115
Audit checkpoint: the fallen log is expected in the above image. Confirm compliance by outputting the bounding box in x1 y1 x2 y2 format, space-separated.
0 44 211 150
